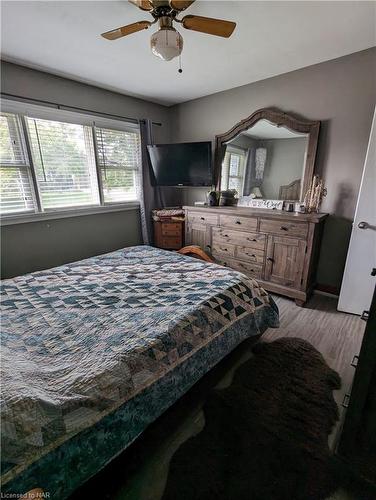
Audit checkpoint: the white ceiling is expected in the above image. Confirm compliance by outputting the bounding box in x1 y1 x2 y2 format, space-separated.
242 120 307 140
1 1 375 106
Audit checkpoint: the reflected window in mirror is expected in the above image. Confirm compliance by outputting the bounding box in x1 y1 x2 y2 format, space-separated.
221 146 246 194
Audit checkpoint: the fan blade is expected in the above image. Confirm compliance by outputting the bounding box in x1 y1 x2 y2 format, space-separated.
101 21 152 40
169 0 195 11
128 0 153 11
182 15 236 38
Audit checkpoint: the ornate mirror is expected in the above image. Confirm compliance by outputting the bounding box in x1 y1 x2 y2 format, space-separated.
215 108 320 202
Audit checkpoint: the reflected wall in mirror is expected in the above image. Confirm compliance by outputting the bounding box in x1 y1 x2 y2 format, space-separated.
216 109 320 203
222 121 308 200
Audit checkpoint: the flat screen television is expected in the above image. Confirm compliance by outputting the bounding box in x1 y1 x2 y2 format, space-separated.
147 142 212 186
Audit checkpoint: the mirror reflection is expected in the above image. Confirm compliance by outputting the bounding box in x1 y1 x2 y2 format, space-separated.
221 119 309 201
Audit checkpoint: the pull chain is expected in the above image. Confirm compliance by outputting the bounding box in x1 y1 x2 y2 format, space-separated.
178 53 183 74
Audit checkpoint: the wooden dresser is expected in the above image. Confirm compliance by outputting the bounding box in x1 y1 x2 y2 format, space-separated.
184 206 328 305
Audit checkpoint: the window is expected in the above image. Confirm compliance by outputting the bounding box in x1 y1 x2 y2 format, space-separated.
95 127 140 203
0 106 141 219
0 113 36 214
221 149 245 195
27 118 99 209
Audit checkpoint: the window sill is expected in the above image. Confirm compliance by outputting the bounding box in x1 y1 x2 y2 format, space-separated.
0 202 140 226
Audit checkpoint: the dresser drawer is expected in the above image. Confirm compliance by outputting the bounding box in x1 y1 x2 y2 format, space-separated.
161 223 181 237
212 242 236 258
218 258 262 279
220 214 257 232
236 246 265 264
161 236 182 249
187 212 218 226
213 228 266 250
259 219 308 238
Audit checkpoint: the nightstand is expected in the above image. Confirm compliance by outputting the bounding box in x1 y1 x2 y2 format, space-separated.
154 219 184 250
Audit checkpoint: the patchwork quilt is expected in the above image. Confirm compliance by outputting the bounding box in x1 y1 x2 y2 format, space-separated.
0 245 278 498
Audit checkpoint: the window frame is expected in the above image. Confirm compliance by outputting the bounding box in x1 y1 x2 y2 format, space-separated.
0 100 141 225
93 125 141 205
222 146 246 195
0 113 41 215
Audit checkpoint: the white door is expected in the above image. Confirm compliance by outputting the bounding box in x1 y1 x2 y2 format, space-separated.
338 107 376 315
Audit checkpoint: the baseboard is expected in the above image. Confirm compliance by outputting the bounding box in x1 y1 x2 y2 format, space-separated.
315 283 340 298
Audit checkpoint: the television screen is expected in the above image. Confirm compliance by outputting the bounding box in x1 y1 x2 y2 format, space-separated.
147 142 212 186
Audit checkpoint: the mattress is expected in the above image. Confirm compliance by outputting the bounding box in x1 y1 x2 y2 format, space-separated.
0 245 278 498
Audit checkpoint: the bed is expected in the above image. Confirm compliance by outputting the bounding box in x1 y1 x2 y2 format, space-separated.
0 245 278 498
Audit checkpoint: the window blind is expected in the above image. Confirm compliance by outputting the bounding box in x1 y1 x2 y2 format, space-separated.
228 153 243 193
0 113 26 165
222 150 245 195
0 113 36 214
95 127 140 203
0 102 141 218
26 117 100 210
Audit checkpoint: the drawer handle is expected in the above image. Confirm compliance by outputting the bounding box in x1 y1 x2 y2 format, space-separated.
200 217 205 221
342 393 351 408
267 257 274 263
223 234 229 238
350 355 359 368
246 237 257 242
236 220 241 225
240 263 254 271
280 226 288 231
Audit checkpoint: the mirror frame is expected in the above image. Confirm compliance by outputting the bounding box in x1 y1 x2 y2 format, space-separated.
214 108 320 202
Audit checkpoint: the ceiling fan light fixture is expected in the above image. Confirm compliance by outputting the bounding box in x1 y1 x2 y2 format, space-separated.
150 27 183 61
102 1 236 64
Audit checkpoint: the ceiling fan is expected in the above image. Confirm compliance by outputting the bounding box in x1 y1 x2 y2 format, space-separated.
101 0 236 63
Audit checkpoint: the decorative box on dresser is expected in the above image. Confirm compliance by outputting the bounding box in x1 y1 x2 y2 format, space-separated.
184 206 328 306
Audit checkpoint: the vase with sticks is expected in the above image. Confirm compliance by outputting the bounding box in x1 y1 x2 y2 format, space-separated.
303 175 327 213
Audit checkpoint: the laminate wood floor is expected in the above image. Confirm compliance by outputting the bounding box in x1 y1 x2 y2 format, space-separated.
265 294 365 450
71 293 366 500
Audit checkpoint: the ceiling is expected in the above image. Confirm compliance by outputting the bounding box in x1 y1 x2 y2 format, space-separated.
1 1 375 106
242 120 307 140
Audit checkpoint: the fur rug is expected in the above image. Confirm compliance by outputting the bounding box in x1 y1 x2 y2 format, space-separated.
162 337 341 500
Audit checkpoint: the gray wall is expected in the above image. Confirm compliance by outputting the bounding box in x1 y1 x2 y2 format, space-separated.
0 62 172 278
1 210 142 278
230 134 256 150
262 137 307 199
1 61 172 144
169 48 376 290
2 49 376 290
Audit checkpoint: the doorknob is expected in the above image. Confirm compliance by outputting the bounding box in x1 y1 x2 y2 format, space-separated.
358 221 376 230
